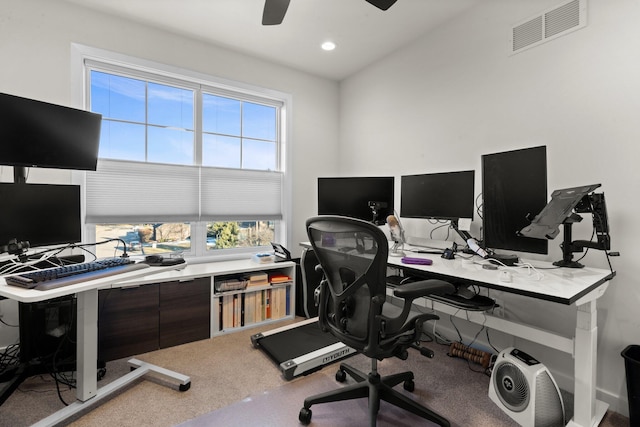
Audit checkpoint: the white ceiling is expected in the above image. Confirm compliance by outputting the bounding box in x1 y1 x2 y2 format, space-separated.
62 0 480 81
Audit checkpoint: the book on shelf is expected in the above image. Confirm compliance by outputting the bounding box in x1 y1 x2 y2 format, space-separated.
244 292 256 326
214 278 248 292
270 287 283 320
222 294 234 330
269 272 292 285
245 272 269 287
285 286 290 316
234 294 242 328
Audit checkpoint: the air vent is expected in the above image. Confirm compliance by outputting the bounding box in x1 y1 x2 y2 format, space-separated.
510 0 586 55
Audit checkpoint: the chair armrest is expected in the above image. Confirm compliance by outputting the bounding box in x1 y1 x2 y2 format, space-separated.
393 279 455 300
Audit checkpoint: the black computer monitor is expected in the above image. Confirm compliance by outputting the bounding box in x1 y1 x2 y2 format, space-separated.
317 176 394 225
0 92 102 182
482 146 548 255
0 183 81 251
400 170 475 221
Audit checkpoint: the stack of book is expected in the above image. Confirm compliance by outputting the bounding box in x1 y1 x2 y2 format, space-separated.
245 272 269 288
269 272 293 286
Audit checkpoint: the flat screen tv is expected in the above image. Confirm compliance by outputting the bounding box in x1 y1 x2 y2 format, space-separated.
400 170 475 221
482 146 548 254
0 92 102 175
317 176 394 225
0 183 81 250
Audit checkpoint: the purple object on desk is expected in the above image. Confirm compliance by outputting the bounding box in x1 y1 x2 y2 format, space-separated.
401 257 432 265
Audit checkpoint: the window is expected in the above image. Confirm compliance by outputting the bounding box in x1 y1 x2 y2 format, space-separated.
76 46 290 259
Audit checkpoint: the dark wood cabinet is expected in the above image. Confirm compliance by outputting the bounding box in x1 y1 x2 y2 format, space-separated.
98 277 211 361
98 284 160 361
159 277 211 348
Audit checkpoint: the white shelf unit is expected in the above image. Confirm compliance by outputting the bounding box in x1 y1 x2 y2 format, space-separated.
111 259 296 338
210 261 296 336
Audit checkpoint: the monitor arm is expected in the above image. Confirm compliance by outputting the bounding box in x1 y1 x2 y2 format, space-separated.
368 201 388 225
554 193 612 268
451 220 487 258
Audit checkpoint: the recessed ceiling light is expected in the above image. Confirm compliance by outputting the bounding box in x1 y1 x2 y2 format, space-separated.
321 41 336 51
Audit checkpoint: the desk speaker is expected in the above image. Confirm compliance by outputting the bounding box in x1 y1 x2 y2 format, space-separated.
489 347 565 427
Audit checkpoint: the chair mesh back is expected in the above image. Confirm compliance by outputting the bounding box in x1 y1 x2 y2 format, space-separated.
306 216 388 353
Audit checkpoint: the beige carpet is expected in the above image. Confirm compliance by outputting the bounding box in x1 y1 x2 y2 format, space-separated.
177 373 440 427
0 318 630 427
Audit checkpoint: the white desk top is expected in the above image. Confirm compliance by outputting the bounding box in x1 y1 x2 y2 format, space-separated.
386 249 615 305
0 263 169 303
299 241 614 305
0 259 295 304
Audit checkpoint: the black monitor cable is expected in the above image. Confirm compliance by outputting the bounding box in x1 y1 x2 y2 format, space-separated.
475 192 483 221
50 295 79 406
0 342 20 382
4 238 130 275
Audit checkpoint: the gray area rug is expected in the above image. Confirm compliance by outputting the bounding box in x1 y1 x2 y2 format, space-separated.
178 372 442 427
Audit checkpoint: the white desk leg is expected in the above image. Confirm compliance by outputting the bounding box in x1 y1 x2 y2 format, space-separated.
33 287 191 427
76 288 98 402
569 299 608 427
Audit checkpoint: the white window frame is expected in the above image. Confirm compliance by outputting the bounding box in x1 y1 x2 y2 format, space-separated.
70 44 293 260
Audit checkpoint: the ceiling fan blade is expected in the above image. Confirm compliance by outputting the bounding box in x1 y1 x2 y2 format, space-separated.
262 0 291 25
365 0 398 11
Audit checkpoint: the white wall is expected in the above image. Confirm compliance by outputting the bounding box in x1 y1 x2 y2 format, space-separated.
339 0 640 415
0 0 340 346
2 0 638 417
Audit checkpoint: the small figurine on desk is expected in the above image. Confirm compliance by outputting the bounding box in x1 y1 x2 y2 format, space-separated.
386 214 406 257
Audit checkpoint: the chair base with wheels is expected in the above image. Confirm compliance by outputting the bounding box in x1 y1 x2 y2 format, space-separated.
299 357 450 427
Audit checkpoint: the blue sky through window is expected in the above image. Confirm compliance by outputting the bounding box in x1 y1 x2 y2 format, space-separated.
90 70 277 170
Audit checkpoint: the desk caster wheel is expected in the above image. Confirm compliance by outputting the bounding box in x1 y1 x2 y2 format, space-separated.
403 379 415 392
299 407 312 425
403 380 416 393
179 382 191 392
336 369 346 382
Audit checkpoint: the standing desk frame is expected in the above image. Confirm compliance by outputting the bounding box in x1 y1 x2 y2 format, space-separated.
0 265 191 427
386 250 615 427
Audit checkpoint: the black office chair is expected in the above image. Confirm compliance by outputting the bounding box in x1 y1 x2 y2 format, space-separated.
300 248 322 318
299 216 455 427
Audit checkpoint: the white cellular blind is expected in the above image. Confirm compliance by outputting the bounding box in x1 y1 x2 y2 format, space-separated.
86 160 200 223
86 159 283 223
201 167 283 221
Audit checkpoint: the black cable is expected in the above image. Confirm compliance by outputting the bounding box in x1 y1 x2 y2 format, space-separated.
0 343 21 378
27 238 127 263
484 328 500 354
475 192 483 221
0 317 19 327
49 295 78 406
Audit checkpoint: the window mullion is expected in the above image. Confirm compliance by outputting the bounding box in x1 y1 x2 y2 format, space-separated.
195 88 203 166
145 82 149 162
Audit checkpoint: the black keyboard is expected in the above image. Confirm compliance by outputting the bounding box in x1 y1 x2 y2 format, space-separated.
5 258 150 291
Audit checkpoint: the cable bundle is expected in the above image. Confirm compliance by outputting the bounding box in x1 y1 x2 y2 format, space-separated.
448 342 492 369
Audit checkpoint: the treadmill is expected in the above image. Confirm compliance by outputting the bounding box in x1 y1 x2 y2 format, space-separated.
251 317 355 380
